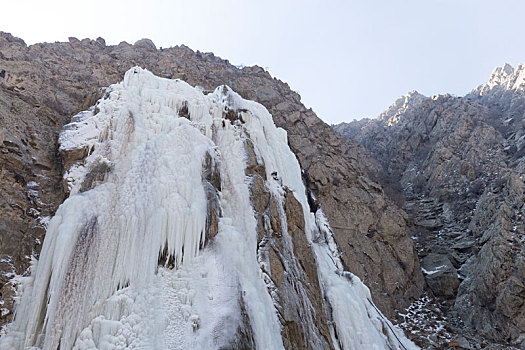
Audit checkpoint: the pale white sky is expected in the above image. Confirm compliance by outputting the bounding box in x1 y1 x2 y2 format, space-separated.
3 0 525 123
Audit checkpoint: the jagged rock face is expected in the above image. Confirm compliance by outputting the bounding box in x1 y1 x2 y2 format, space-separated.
0 63 66 327
246 140 333 349
455 174 525 345
335 63 525 347
0 30 424 333
468 63 525 173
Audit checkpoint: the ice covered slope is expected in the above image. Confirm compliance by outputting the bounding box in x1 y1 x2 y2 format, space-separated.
1 67 417 350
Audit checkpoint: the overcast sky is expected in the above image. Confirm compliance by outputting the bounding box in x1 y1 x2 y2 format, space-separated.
4 0 525 124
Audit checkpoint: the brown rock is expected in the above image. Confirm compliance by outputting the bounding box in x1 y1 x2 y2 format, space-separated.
203 152 221 241
247 146 333 349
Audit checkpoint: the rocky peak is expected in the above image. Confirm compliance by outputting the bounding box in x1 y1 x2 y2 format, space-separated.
378 90 427 126
473 62 525 95
134 38 156 50
0 32 26 46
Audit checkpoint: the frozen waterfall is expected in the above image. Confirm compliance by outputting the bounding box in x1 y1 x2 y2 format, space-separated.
1 67 417 350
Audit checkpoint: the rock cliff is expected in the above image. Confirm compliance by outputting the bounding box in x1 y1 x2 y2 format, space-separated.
0 31 424 347
335 63 525 348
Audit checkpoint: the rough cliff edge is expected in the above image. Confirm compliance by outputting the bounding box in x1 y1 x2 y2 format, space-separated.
0 32 424 347
335 63 525 348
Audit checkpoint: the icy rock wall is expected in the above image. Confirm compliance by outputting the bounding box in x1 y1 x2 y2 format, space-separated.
2 68 417 350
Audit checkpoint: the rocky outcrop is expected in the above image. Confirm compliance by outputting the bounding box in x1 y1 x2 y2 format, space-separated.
0 50 67 326
335 63 525 348
0 31 423 339
455 173 525 345
246 138 333 349
421 253 459 299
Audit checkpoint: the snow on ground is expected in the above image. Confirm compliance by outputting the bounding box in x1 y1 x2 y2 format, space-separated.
398 294 452 347
421 265 447 275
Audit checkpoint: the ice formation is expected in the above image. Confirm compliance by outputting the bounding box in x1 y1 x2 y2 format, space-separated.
1 67 418 350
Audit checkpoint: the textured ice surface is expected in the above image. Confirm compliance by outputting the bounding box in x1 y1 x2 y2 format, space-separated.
2 67 417 350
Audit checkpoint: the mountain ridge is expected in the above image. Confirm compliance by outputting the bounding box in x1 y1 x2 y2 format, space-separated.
335 61 525 348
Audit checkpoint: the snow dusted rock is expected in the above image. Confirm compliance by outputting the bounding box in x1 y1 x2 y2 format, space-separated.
473 62 525 96
421 253 459 299
335 62 525 347
455 173 525 346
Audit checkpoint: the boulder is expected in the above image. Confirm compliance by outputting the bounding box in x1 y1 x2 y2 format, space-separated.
421 253 459 299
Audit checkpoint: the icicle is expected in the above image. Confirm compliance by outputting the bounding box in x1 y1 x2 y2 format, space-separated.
212 85 418 350
2 67 417 350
